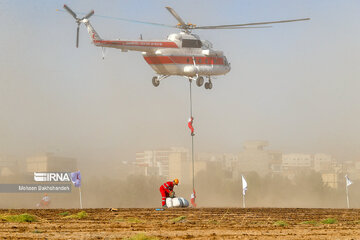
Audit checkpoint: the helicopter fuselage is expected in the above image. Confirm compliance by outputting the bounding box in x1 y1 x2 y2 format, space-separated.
84 20 231 78
64 5 309 89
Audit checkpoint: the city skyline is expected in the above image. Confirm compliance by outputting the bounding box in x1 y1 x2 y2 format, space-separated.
0 0 359 166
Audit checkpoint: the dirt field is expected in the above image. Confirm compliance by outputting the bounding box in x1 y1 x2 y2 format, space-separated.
1 208 360 239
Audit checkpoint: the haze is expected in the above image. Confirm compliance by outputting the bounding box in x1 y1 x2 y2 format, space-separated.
0 0 359 168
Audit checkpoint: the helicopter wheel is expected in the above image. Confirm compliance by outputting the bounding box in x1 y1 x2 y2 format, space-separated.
152 76 160 87
205 81 213 90
196 76 204 87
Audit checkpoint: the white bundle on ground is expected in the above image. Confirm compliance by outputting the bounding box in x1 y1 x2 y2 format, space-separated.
166 197 189 208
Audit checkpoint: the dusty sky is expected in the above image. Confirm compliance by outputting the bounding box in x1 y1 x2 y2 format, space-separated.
0 0 359 164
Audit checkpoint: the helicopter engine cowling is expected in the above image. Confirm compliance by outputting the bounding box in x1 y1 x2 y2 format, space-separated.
202 49 223 56
183 65 198 76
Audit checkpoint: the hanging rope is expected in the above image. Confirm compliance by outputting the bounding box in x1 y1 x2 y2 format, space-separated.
189 80 194 191
188 79 197 207
189 79 193 117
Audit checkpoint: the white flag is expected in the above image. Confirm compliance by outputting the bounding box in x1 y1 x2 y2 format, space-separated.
71 171 81 188
242 175 248 196
345 175 353 187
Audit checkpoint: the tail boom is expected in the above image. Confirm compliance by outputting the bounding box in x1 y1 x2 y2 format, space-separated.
82 19 178 52
82 19 102 43
92 39 178 52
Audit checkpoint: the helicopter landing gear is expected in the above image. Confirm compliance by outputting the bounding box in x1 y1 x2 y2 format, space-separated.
204 78 213 90
186 75 213 90
196 76 204 87
152 76 160 87
152 75 169 87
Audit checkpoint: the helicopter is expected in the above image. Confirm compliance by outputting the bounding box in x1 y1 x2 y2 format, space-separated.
63 5 310 89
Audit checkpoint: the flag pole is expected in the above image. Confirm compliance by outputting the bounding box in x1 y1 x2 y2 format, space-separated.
345 175 352 209
241 175 247 208
346 184 349 209
71 171 83 209
242 193 245 208
79 187 83 209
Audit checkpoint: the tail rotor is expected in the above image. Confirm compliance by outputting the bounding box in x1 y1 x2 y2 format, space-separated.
63 4 94 48
76 23 80 48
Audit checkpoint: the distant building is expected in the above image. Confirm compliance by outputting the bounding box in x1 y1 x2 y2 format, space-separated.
343 161 360 180
196 152 220 162
135 147 210 184
26 153 77 173
238 141 278 176
352 161 360 180
195 152 239 179
282 154 313 169
221 153 240 178
135 147 189 178
355 161 360 170
269 151 283 174
220 153 238 171
281 153 312 180
135 150 161 176
168 150 191 183
0 156 19 177
321 173 339 189
313 154 334 172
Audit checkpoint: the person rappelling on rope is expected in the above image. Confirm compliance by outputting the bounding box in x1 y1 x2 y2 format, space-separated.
37 193 51 208
160 179 179 208
188 117 195 136
188 81 196 208
191 189 197 207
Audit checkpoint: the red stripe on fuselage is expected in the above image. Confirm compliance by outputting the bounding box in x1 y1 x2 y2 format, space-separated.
94 40 178 48
144 56 224 65
144 56 174 64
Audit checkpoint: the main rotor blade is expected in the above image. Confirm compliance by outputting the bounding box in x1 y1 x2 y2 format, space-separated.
76 24 80 48
95 14 176 28
195 18 310 29
63 4 77 19
83 10 94 20
165 7 186 26
200 26 273 29
57 9 175 28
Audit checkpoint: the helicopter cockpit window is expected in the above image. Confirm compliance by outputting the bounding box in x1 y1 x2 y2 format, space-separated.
182 39 202 48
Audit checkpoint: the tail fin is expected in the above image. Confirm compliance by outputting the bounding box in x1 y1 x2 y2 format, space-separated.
81 19 102 43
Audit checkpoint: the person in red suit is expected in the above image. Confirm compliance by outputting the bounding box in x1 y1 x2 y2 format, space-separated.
191 189 197 207
37 193 51 208
188 117 195 136
159 179 179 208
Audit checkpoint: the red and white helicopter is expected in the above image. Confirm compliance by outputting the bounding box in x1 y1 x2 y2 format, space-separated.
63 5 309 89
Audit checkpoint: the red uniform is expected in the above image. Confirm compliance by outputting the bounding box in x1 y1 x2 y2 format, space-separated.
191 189 197 207
188 117 194 135
159 181 174 206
